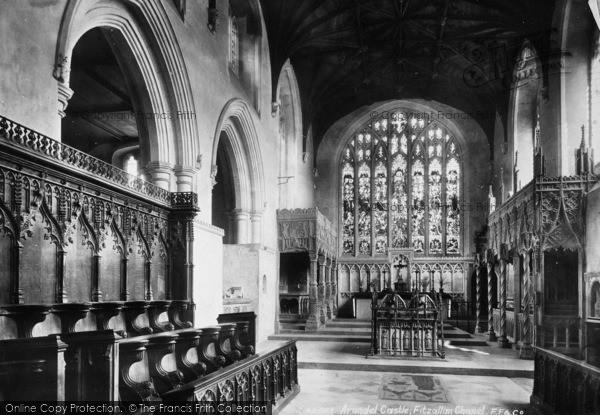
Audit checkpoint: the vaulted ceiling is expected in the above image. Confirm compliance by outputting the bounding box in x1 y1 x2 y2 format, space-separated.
261 0 556 151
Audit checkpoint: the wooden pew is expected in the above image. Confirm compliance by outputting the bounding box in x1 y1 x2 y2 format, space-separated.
118 337 161 402
162 340 299 414
215 323 242 366
123 301 153 336
0 336 67 401
197 326 226 374
148 300 174 333
61 330 120 401
168 300 193 329
174 328 207 383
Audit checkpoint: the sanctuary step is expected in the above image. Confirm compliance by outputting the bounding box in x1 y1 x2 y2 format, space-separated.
272 318 480 345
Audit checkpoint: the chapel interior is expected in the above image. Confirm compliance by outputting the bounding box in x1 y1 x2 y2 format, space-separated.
1 0 600 413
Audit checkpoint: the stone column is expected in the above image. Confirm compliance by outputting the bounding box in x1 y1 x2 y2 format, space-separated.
325 258 333 320
318 255 327 324
250 211 262 244
233 209 249 244
146 162 174 191
520 250 534 359
497 244 510 348
474 254 485 334
305 253 320 331
175 166 196 193
486 249 497 341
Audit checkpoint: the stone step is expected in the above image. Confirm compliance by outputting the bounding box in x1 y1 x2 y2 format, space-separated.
298 361 532 378
269 333 371 343
446 339 489 347
280 329 370 336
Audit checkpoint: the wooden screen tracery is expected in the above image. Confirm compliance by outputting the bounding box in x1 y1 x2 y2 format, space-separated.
341 110 463 257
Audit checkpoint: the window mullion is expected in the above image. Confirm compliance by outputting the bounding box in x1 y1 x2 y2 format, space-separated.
442 139 447 256
424 137 430 257
370 138 375 257
354 150 359 258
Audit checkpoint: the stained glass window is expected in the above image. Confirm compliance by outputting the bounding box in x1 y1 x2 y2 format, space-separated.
340 110 462 256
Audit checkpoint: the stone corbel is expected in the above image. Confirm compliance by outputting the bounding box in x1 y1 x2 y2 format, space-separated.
210 164 218 188
57 82 74 118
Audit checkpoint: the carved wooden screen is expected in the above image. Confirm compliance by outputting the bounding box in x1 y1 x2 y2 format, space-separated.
341 110 462 257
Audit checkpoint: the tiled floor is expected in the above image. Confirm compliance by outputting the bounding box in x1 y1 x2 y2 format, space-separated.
279 369 536 415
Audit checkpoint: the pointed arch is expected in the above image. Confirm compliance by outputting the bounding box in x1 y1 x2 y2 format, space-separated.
53 0 199 178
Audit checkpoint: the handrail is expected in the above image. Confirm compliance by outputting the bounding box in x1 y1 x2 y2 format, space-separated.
0 115 171 205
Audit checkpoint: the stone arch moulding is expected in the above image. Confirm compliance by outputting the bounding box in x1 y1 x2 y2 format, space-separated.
211 98 265 218
53 0 199 188
275 60 303 208
276 60 303 149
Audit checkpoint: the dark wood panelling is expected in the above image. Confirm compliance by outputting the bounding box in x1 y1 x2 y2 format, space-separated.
64 219 94 302
0 234 11 304
20 215 57 303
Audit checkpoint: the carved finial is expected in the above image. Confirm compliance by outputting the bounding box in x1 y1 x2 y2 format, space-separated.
581 125 586 149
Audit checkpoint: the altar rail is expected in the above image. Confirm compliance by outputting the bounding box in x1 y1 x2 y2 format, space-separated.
531 348 600 414
162 340 299 413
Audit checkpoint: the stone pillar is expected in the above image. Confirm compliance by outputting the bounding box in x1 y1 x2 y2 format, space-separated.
175 166 196 193
224 210 236 244
305 253 320 331
146 162 174 191
318 255 327 324
250 211 262 244
474 254 485 334
497 244 510 348
325 258 333 320
233 209 249 244
520 250 534 359
486 249 497 341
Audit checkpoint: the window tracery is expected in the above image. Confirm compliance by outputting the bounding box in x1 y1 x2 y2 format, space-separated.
341 110 462 256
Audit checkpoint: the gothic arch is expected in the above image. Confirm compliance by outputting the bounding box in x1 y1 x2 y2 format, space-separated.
212 99 265 243
276 61 303 208
53 0 199 183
